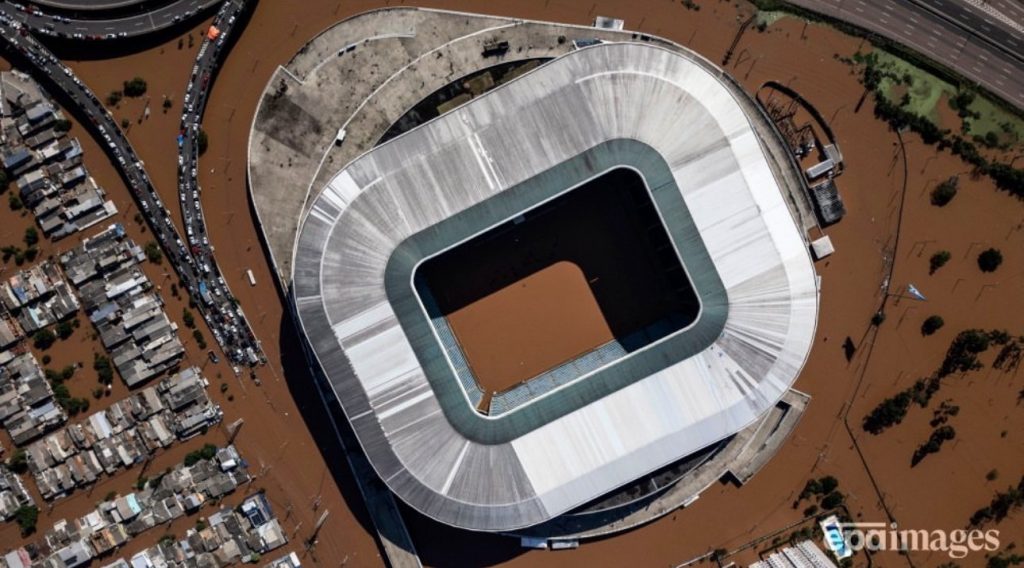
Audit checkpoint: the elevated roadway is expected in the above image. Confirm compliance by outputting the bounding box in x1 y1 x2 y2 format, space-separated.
1 0 220 40
0 10 262 365
787 0 1024 109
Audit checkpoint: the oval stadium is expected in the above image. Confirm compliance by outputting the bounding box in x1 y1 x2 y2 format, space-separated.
249 10 820 535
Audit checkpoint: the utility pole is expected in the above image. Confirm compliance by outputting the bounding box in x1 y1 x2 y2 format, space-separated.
306 510 329 551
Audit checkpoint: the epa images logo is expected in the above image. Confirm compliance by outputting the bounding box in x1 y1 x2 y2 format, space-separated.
819 516 1001 560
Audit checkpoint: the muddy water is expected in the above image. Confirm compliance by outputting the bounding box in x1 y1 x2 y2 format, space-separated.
0 1 1020 568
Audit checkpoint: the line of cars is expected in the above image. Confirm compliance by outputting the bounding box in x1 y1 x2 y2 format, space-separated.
1 0 220 40
0 6 263 368
175 0 262 368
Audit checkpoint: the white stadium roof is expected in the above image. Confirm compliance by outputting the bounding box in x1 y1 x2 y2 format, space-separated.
291 42 819 531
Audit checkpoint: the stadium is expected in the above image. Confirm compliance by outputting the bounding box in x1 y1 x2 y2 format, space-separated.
250 9 819 536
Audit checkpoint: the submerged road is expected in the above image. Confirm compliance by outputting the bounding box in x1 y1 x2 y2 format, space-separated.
788 0 1024 109
0 11 263 366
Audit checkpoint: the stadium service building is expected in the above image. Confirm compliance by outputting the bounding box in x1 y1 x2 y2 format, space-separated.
288 41 818 532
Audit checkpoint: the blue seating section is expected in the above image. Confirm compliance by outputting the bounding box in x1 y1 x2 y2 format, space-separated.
490 339 628 415
418 285 484 408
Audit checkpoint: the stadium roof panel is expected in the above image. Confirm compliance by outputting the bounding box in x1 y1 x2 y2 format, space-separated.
291 42 819 531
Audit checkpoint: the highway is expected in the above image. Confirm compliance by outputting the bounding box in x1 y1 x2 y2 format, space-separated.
788 0 1024 109
1 0 219 40
29 0 150 11
174 0 262 365
0 8 263 367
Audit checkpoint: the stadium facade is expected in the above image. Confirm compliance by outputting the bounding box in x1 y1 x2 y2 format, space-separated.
281 40 819 532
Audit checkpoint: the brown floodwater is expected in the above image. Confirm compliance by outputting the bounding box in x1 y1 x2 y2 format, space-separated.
1 2 1020 568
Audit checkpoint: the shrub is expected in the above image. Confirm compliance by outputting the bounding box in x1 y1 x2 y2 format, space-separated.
107 90 123 106
930 177 958 206
8 193 22 210
977 248 1003 272
182 308 195 328
921 315 945 336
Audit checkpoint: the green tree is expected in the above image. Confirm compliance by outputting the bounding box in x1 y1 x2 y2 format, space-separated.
107 90 123 106
819 475 839 495
182 308 195 328
921 315 945 336
193 329 207 349
821 491 845 510
33 329 56 350
53 118 72 133
863 391 912 434
978 248 1003 272
94 353 114 384
930 176 958 206
145 241 163 264
57 320 74 339
912 425 956 466
929 250 951 274
8 193 22 210
6 448 28 474
14 505 38 536
123 77 148 97
184 443 218 466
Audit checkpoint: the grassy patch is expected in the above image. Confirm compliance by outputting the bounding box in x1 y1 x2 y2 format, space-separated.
859 50 1022 149
965 95 1024 146
754 10 788 28
874 51 954 122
